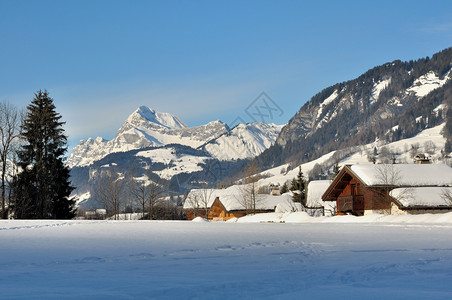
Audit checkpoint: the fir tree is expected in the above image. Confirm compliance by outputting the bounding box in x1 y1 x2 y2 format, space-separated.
12 91 76 219
333 159 341 177
446 140 452 154
280 182 289 194
290 166 306 206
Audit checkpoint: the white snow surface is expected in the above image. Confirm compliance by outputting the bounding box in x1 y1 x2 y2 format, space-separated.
136 147 211 180
3 218 452 299
350 163 452 187
75 191 91 206
370 77 391 104
126 106 187 130
434 103 446 114
391 187 452 208
316 89 338 120
406 70 451 98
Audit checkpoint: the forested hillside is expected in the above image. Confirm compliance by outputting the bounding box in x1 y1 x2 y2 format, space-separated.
255 47 452 170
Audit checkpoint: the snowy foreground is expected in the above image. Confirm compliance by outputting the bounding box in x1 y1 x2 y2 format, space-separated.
2 215 452 299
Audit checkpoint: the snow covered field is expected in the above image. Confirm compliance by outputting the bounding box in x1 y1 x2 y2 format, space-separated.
2 217 452 299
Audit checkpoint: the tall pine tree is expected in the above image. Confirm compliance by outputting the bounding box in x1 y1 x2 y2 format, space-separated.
12 91 76 219
290 166 306 207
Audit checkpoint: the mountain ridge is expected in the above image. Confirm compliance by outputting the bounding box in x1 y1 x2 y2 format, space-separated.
68 106 283 168
255 47 452 170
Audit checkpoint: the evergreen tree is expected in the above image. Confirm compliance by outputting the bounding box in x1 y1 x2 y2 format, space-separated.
280 182 289 194
12 91 76 219
445 140 452 154
290 166 306 206
333 159 341 177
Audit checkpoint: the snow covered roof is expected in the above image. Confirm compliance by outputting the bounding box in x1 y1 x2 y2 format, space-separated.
183 185 295 211
275 201 302 213
307 180 336 216
390 187 452 208
350 164 452 187
306 180 332 207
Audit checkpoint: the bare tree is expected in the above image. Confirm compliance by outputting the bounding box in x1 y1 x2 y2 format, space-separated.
375 164 403 214
94 170 125 220
0 102 21 218
379 146 392 164
410 143 420 159
238 161 262 214
146 177 165 220
441 188 452 205
129 175 150 219
198 183 213 218
128 166 165 220
185 190 202 218
424 141 437 156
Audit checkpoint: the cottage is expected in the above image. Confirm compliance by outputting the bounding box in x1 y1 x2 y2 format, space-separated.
322 164 452 216
269 183 281 196
414 153 431 164
184 185 296 221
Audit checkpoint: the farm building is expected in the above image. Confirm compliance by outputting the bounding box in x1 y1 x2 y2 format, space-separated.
183 185 297 221
322 164 452 216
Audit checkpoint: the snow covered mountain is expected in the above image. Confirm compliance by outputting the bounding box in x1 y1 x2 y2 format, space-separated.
69 105 285 207
256 47 452 171
68 106 283 168
201 123 283 160
68 107 229 167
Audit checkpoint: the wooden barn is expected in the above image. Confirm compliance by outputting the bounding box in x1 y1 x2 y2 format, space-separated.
322 164 452 216
184 186 296 221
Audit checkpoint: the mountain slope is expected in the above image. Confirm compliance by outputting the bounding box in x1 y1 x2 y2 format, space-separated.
253 123 447 194
257 47 452 170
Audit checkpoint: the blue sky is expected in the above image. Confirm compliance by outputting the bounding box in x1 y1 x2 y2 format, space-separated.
2 0 452 150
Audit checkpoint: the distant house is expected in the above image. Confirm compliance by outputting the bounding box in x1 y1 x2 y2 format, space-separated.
414 153 431 164
269 183 281 196
184 186 297 221
322 164 452 216
84 209 107 220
